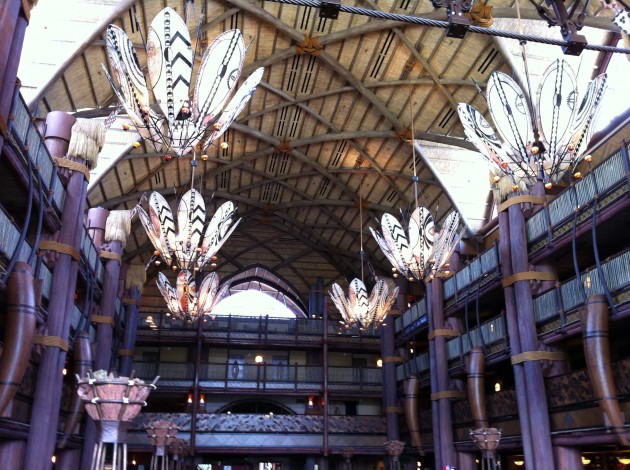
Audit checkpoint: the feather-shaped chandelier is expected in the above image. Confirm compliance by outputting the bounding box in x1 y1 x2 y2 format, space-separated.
110 5 264 322
136 189 238 321
457 59 607 190
102 6 264 158
137 190 240 271
370 80 462 283
157 271 229 322
370 208 461 282
329 278 398 330
329 196 399 330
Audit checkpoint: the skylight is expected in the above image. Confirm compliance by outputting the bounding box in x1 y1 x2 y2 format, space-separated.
210 291 296 318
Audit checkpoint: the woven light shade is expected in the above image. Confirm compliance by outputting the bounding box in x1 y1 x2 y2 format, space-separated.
76 370 158 443
470 427 502 457
146 420 179 447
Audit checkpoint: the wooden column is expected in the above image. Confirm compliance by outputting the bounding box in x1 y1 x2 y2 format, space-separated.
24 112 88 470
507 196 555 470
553 445 583 470
381 312 400 444
498 209 535 467
426 281 442 470
94 243 123 370
430 278 456 468
81 211 127 470
118 286 141 376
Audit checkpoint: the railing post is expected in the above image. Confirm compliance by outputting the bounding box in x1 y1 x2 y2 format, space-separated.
263 362 267 391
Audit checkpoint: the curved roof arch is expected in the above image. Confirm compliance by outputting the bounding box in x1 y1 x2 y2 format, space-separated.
18 0 628 316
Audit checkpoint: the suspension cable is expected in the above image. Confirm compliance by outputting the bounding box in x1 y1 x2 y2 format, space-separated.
266 0 630 54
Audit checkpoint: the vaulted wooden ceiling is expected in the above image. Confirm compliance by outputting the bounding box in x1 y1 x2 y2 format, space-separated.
20 0 625 315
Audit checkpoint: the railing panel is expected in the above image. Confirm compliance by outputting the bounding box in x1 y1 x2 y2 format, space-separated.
595 150 624 194
527 209 547 242
534 290 560 323
575 172 597 208
416 353 430 373
481 246 499 274
548 189 577 226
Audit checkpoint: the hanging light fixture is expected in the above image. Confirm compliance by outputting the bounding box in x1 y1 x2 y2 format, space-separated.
157 270 230 322
329 194 399 329
119 3 261 322
136 189 240 271
102 3 264 158
457 58 606 190
370 80 462 282
135 187 238 321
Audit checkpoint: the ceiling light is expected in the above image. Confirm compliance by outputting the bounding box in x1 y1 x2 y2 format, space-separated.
513 459 524 466
458 59 607 189
582 456 591 465
103 7 263 159
330 192 398 329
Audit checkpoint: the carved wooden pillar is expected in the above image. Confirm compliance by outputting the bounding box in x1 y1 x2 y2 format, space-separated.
119 285 141 376
428 278 456 468
25 112 89 470
497 207 535 467
507 195 555 470
553 445 582 470
381 313 401 442
81 210 132 470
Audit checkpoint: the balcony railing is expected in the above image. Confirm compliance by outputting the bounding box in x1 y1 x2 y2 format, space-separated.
137 314 381 348
132 360 383 393
527 143 629 255
127 413 387 453
9 90 66 214
534 248 630 333
443 244 501 303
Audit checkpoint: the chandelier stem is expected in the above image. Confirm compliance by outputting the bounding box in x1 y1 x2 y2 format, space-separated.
407 78 420 212
516 0 541 153
359 189 364 284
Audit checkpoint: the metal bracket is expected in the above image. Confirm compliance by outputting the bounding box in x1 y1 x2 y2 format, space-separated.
319 0 341 19
431 0 472 38
532 0 589 55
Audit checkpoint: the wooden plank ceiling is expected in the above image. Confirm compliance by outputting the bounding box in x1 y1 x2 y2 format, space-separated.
20 0 623 316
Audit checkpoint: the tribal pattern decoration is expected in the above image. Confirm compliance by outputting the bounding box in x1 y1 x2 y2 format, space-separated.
370 208 461 281
102 7 264 156
157 270 230 321
457 59 607 187
329 278 399 329
137 189 240 271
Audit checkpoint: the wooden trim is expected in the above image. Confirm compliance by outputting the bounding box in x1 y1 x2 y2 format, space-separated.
122 297 138 305
428 329 460 340
91 315 114 325
52 157 90 181
384 406 404 413
382 356 404 364
511 351 566 365
99 251 121 263
21 0 31 22
33 334 69 351
431 390 467 400
0 113 8 138
38 240 80 262
502 271 557 288
118 349 134 356
497 195 546 213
